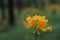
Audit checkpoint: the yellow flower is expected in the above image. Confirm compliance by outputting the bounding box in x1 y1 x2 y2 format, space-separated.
40 25 53 32
26 15 36 28
38 18 53 32
45 4 60 11
24 15 53 32
26 15 32 22
38 19 48 29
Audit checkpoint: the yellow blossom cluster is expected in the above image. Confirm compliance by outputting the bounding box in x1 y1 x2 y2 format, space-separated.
25 15 53 32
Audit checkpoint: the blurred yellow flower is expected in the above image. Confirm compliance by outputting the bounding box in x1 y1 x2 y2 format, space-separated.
45 4 60 10
26 15 36 28
24 15 53 32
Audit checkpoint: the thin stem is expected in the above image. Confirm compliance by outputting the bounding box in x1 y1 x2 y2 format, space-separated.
35 31 37 40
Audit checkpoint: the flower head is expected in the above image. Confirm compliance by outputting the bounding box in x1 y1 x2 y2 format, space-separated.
24 15 53 32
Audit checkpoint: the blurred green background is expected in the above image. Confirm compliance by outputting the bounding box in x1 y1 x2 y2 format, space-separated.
0 0 60 40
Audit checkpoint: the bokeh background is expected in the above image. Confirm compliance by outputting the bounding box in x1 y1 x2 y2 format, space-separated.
0 0 60 40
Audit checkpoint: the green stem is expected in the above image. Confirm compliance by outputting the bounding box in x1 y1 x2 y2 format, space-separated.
35 31 37 40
